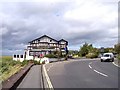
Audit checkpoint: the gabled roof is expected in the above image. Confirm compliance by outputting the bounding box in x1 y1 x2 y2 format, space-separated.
58 39 68 45
59 39 68 42
29 35 58 43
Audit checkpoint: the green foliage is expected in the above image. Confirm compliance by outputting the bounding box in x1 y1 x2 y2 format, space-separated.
117 54 120 60
44 54 57 58
79 43 89 56
68 50 79 55
114 43 120 54
21 60 29 66
34 60 40 65
0 65 9 73
1 56 12 61
79 43 99 57
0 56 28 73
103 48 114 53
86 53 98 58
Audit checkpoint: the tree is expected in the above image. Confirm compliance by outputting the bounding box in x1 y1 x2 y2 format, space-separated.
114 43 120 54
79 43 99 58
79 43 89 56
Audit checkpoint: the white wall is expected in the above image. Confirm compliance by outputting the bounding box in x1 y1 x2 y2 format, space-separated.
39 37 57 43
25 50 33 60
60 41 66 44
13 54 24 62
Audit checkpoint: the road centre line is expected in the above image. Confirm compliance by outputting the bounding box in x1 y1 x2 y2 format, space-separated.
89 64 92 69
89 62 108 77
93 69 108 77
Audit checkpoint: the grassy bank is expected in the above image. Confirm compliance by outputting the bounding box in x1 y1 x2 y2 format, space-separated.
0 56 29 82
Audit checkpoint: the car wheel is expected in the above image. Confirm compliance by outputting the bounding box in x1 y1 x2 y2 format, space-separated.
111 59 114 62
101 59 103 62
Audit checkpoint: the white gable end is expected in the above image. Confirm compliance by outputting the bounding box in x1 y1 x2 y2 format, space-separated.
39 37 57 43
59 41 66 44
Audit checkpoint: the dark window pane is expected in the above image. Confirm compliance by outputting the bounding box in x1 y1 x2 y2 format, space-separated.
17 55 19 58
14 55 16 58
21 55 23 58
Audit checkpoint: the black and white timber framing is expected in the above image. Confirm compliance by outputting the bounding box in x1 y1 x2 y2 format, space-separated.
13 35 68 61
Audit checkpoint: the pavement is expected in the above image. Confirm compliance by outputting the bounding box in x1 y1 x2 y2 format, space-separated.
45 59 118 88
17 65 42 88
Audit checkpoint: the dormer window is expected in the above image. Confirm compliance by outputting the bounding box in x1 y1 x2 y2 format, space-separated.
50 40 52 42
38 40 40 42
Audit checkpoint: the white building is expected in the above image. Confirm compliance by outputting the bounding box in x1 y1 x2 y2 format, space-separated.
13 35 68 61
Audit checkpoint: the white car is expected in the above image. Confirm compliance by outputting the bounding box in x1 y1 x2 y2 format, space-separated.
101 53 114 62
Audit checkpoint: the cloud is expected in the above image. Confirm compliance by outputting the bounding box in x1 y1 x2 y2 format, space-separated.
0 0 118 55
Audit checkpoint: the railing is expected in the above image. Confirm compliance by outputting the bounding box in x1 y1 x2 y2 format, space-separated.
27 46 59 49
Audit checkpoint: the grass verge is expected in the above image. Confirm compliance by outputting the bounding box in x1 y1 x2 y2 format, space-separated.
0 56 29 82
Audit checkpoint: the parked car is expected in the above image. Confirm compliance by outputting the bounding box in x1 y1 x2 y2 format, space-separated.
101 53 114 62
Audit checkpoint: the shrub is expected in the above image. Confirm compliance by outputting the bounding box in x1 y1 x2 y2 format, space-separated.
44 54 57 58
34 60 40 65
21 60 29 66
29 60 34 63
117 54 120 60
86 53 98 58
9 60 21 66
0 65 9 73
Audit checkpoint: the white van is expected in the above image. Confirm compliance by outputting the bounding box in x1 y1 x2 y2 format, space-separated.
101 53 114 62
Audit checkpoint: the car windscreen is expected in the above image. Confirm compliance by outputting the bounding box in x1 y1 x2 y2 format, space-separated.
103 54 110 57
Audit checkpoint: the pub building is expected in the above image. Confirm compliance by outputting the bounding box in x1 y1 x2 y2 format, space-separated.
13 35 68 61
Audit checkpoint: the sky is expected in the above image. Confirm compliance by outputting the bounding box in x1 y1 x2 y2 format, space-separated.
0 0 119 55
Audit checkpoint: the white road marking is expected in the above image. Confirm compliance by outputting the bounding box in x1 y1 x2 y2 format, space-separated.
47 64 53 72
89 62 108 77
89 64 92 69
112 62 120 67
93 69 108 77
43 65 54 89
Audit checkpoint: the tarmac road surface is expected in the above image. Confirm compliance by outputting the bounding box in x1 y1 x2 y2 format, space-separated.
45 59 118 88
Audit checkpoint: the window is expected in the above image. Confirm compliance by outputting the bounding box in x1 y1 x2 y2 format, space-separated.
14 55 16 58
38 40 40 42
103 54 110 57
17 55 19 58
50 40 52 42
21 55 23 58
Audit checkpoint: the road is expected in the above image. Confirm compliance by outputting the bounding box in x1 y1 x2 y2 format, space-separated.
17 65 42 88
45 59 118 88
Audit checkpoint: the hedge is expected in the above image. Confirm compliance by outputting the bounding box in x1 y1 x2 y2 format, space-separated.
86 53 98 58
